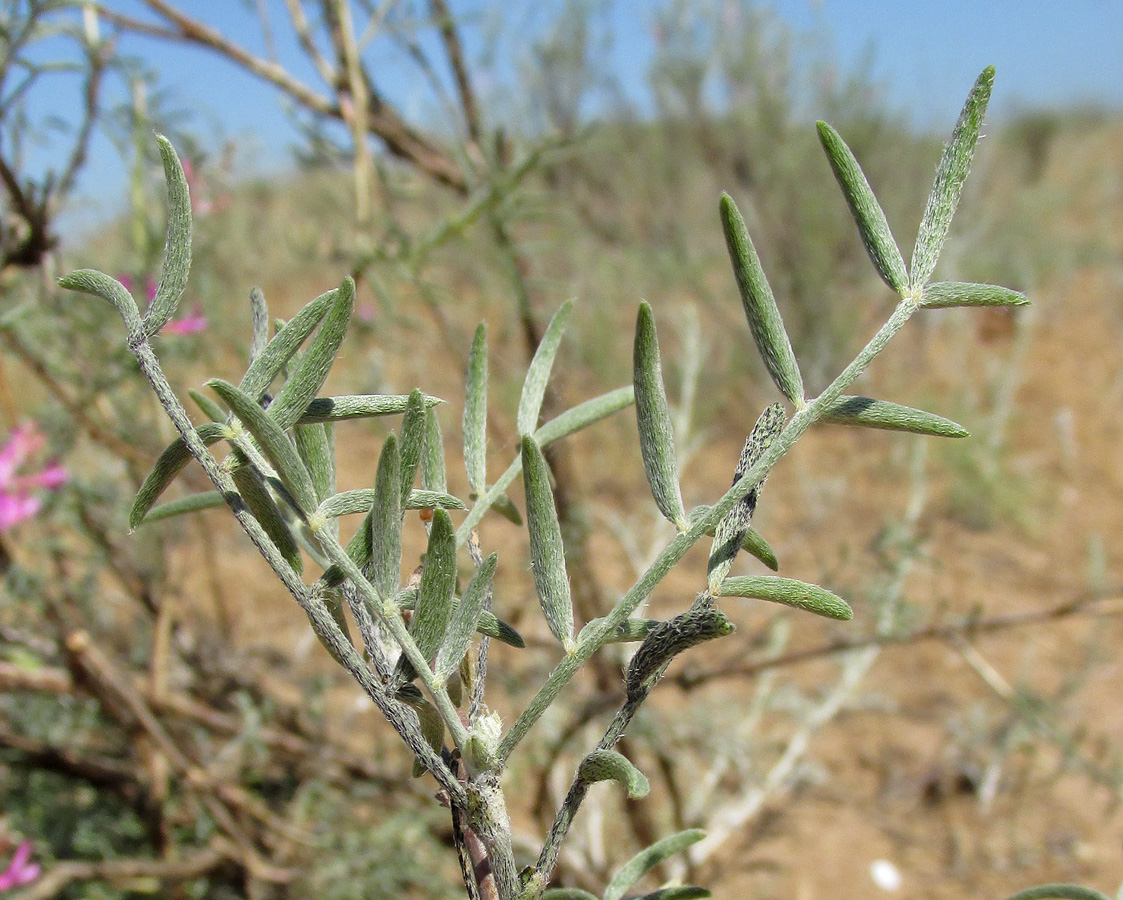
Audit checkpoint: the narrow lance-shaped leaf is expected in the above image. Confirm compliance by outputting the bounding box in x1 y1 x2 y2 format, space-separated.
140 491 224 524
517 299 573 436
58 269 140 332
129 422 227 529
297 392 442 424
604 830 707 900
920 282 1029 309
816 121 908 293
742 527 779 571
634 301 686 528
421 405 446 493
207 379 317 516
635 888 711 900
521 436 574 652
398 389 427 508
410 699 446 778
718 575 853 621
719 194 804 404
435 552 497 683
490 493 523 526
317 488 466 519
142 136 192 337
577 749 650 799
230 455 302 574
397 589 525 649
708 403 786 592
249 287 269 365
188 388 226 423
463 322 488 494
239 288 336 400
910 66 996 289
268 276 355 429
822 396 968 438
294 423 336 505
541 890 600 900
366 434 402 601
408 507 457 663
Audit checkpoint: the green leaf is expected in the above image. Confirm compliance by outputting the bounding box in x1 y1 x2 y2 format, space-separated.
249 287 269 364
296 393 442 424
742 528 779 571
816 121 908 294
239 288 336 401
821 396 968 438
634 302 686 529
541 889 600 900
604 830 707 900
718 575 853 620
141 136 193 337
207 379 317 516
708 403 785 592
129 423 227 529
518 300 573 436
398 389 427 508
521 436 574 652
920 282 1029 309
139 490 224 524
719 194 804 404
635 888 711 900
405 490 466 511
268 276 355 429
578 749 650 799
463 322 488 494
601 617 659 643
1001 885 1113 900
58 269 140 332
910 67 996 289
411 699 446 778
368 435 402 601
435 552 497 683
230 455 302 574
536 386 634 446
409 508 457 663
490 493 523 526
188 388 226 423
397 588 524 648
421 405 446 493
317 488 466 518
294 423 336 505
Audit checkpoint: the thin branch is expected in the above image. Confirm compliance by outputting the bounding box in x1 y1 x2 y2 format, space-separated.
428 0 482 149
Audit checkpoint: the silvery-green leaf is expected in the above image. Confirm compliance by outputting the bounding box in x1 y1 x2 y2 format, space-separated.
634 302 687 528
368 435 402 601
318 511 374 590
141 136 192 337
535 386 634 446
719 194 804 404
188 388 226 423
604 830 707 900
521 436 574 652
541 889 599 900
268 276 354 429
708 403 785 592
296 393 442 424
920 282 1029 309
719 575 852 620
295 423 336 505
129 422 227 529
435 551 497 683
463 322 488 493
517 299 573 436
490 493 522 526
910 67 996 289
398 389 427 508
207 379 317 516
578 749 650 799
230 454 302 574
239 288 335 400
411 699 446 778
139 490 224 524
409 508 457 662
406 490 466 511
635 889 711 900
422 405 446 493
249 287 268 365
822 396 968 438
58 269 140 332
398 588 524 648
317 487 466 519
742 528 779 571
816 121 908 293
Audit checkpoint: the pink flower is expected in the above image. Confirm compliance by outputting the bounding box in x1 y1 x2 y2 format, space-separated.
160 304 208 336
0 841 41 891
0 423 68 531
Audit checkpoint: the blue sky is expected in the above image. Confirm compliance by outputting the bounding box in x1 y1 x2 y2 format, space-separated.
26 0 1123 230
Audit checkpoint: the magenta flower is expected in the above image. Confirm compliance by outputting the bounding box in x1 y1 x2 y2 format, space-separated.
0 841 41 891
161 304 208 336
0 423 68 531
